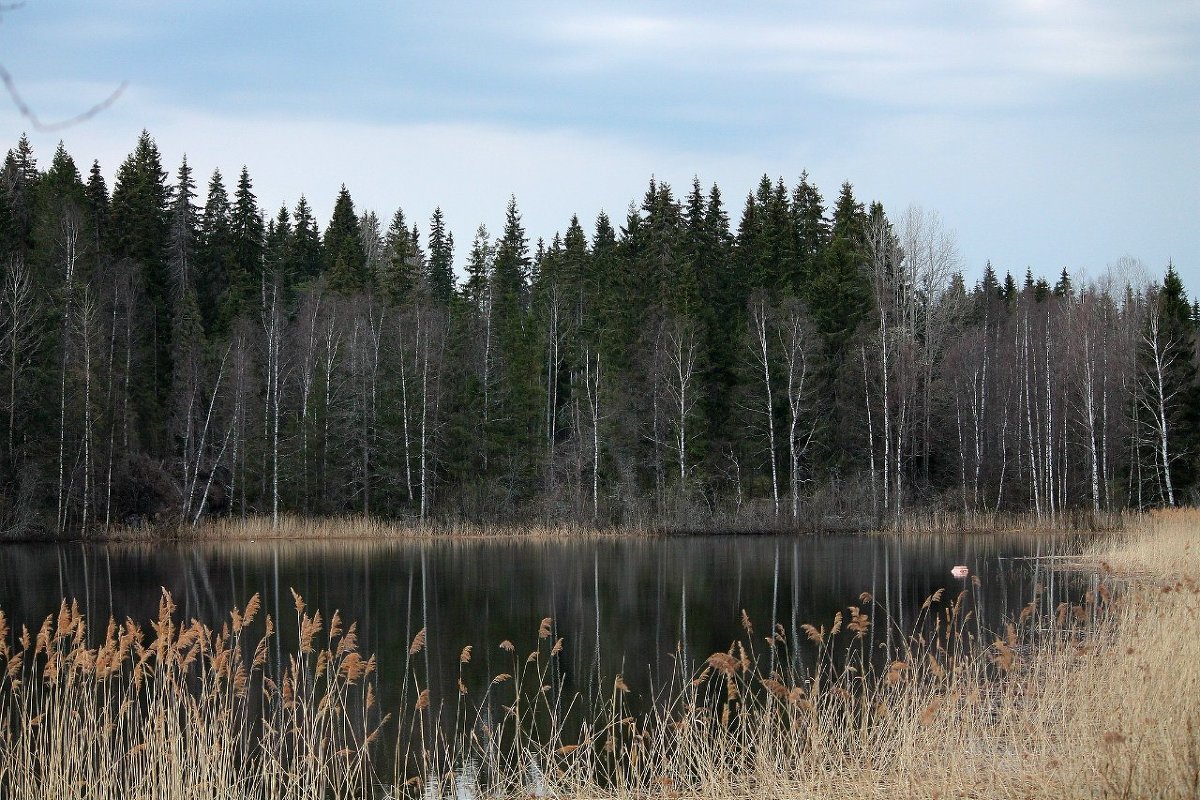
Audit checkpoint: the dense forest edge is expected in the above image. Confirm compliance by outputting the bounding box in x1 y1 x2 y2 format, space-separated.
0 130 1196 540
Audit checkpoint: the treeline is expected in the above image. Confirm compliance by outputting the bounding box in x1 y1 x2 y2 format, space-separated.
0 131 1195 536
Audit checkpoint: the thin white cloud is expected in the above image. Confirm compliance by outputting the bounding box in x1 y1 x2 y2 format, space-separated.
542 3 1197 108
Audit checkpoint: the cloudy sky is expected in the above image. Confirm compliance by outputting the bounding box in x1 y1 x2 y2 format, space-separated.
2 0 1197 287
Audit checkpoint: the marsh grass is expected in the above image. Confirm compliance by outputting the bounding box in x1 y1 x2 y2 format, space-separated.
180 514 644 542
97 507 1129 544
0 588 384 799
2 510 1196 798
391 509 1199 799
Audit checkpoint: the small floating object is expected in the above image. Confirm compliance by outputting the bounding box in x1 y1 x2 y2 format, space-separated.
950 565 970 579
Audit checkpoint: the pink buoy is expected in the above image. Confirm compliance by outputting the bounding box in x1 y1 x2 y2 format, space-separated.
950 565 970 579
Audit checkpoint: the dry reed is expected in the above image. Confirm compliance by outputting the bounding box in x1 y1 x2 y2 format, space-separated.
181 514 650 542
388 508 1200 799
0 589 384 799
2 510 1196 799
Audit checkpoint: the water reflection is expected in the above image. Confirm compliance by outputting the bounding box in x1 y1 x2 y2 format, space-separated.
0 532 1090 717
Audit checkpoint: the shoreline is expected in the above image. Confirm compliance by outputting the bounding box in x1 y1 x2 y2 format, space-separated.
2 507 1133 545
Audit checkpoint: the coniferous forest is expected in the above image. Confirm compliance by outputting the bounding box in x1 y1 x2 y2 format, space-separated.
1 131 1196 536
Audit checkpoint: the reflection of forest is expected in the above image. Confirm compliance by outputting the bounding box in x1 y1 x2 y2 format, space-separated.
0 534 1083 722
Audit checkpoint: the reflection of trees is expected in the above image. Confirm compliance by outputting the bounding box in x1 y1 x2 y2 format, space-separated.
0 534 1072 747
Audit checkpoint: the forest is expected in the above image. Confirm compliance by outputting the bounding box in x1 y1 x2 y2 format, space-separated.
0 130 1195 537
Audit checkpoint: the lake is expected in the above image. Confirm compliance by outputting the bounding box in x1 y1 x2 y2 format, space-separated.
0 531 1089 723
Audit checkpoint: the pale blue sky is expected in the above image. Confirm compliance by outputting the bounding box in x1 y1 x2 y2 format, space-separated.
3 1 1197 288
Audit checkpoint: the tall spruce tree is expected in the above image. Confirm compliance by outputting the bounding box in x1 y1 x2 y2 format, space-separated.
196 169 232 334
325 185 367 294
266 204 292 283
168 158 200 300
227 167 264 321
1149 264 1200 497
382 207 420 304
427 207 455 303
808 181 870 360
85 160 109 259
291 195 323 283
790 170 829 293
110 130 172 454
2 134 39 261
34 142 89 287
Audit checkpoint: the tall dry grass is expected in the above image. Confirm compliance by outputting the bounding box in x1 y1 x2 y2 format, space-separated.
1 510 1196 798
110 507 1129 543
179 514 643 542
393 509 1200 799
0 589 384 799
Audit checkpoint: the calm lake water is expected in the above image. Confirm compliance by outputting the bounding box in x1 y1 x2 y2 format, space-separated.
0 532 1090 720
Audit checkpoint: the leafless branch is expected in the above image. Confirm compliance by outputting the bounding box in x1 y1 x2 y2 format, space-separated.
0 2 125 132
0 64 126 132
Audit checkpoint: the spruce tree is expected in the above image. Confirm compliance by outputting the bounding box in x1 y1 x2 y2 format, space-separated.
325 185 367 294
462 223 493 311
85 160 109 258
790 170 829 293
382 207 420 305
2 134 39 261
808 181 870 359
427 207 455 304
196 169 232 334
1150 264 1200 495
560 214 589 320
1053 268 1072 298
34 142 88 287
1001 271 1017 308
167 156 199 302
227 166 264 321
489 196 539 490
265 204 292 284
291 196 323 282
110 130 172 455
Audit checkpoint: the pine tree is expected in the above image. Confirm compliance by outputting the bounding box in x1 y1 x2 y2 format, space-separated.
589 210 621 363
560 214 589 322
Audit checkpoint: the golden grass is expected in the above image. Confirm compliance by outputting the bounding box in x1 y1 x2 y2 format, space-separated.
0 589 383 799
102 507 1131 543
397 509 1200 799
175 514 650 542
2 510 1196 798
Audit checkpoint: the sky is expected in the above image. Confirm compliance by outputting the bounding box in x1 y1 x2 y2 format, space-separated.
1 0 1197 289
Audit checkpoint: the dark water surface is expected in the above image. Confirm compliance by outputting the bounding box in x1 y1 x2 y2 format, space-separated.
0 532 1089 715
